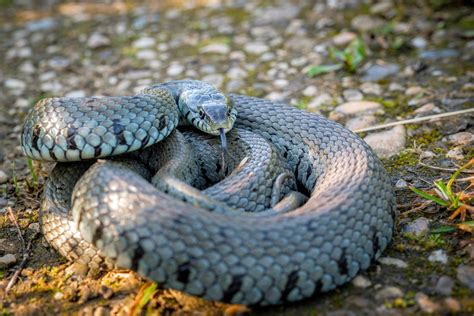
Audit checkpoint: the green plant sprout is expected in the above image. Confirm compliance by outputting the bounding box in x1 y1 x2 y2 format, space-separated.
410 159 474 232
307 38 366 77
26 158 39 192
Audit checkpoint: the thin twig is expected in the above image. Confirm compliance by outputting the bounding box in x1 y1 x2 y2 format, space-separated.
354 108 474 133
7 207 25 249
399 201 434 218
418 160 474 174
5 235 37 294
456 176 474 183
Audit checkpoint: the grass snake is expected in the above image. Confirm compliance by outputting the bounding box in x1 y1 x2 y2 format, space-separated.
21 80 395 306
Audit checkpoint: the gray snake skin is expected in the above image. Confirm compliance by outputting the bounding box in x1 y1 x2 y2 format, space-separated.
21 80 395 306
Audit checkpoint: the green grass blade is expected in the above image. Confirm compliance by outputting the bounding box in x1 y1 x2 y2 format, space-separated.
409 186 450 206
307 64 343 77
434 180 453 200
430 225 456 234
137 283 158 310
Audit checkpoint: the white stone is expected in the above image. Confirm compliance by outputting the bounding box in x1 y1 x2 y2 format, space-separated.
360 82 382 95
332 31 357 46
274 79 289 89
136 49 157 60
302 85 318 97
445 132 474 146
411 36 428 49
352 275 372 288
345 115 377 131
0 170 8 184
335 101 383 116
65 90 86 98
200 43 230 55
414 103 441 114
19 61 35 74
133 37 156 49
54 292 64 300
308 93 333 110
167 63 185 76
364 125 406 158
388 82 404 91
87 33 110 48
343 89 364 101
4 79 26 92
378 257 408 269
227 67 247 80
202 74 224 88
244 42 269 55
428 250 448 264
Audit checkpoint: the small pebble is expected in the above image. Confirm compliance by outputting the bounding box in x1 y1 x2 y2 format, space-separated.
415 293 441 313
359 82 382 95
54 292 64 300
302 85 318 97
456 264 474 291
403 217 430 236
308 93 333 110
435 276 454 296
428 249 448 264
378 257 408 269
0 170 9 184
444 297 461 312
375 286 404 301
351 275 372 288
343 89 363 101
395 179 407 188
446 147 464 160
334 101 382 116
445 132 474 146
345 115 377 131
332 31 357 46
87 33 110 48
0 254 16 267
364 125 406 158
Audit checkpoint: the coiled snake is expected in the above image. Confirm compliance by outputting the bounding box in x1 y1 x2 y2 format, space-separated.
21 80 395 306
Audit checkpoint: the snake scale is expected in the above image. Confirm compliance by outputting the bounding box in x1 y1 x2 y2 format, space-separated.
21 80 395 306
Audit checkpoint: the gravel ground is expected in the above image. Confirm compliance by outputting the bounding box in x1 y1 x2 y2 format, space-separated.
0 0 473 315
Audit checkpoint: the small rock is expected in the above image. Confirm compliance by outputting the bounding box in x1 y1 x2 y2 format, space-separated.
200 43 230 54
308 93 333 110
370 1 393 15
352 275 372 288
364 125 406 158
332 31 357 46
395 179 408 188
136 50 157 60
226 79 245 92
375 286 404 301
420 49 459 60
0 254 16 268
405 86 424 96
26 18 57 32
456 264 474 291
65 90 87 98
378 257 408 269
133 37 156 49
411 36 428 49
227 67 247 80
343 89 363 101
403 217 430 236
48 57 70 70
28 222 40 233
362 63 400 81
19 61 35 74
360 82 382 96
4 79 26 92
302 85 318 97
87 33 110 49
420 151 436 159
335 101 383 116
0 198 7 208
167 63 185 76
265 92 288 101
444 298 461 312
435 276 454 296
243 42 269 55
351 15 384 32
54 292 64 300
446 147 464 160
428 250 448 264
0 170 9 184
445 132 474 146
415 293 441 313
345 115 377 131
414 103 440 115
274 79 289 89
202 74 224 88
388 82 404 92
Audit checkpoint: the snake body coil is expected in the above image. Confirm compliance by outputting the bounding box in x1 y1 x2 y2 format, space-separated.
22 80 395 306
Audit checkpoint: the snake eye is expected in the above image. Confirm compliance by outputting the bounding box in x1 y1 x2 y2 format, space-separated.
198 109 205 120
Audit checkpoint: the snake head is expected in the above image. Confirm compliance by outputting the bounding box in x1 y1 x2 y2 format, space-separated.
179 89 237 136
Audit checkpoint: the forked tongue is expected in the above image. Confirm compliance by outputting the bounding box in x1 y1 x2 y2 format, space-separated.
219 128 227 175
